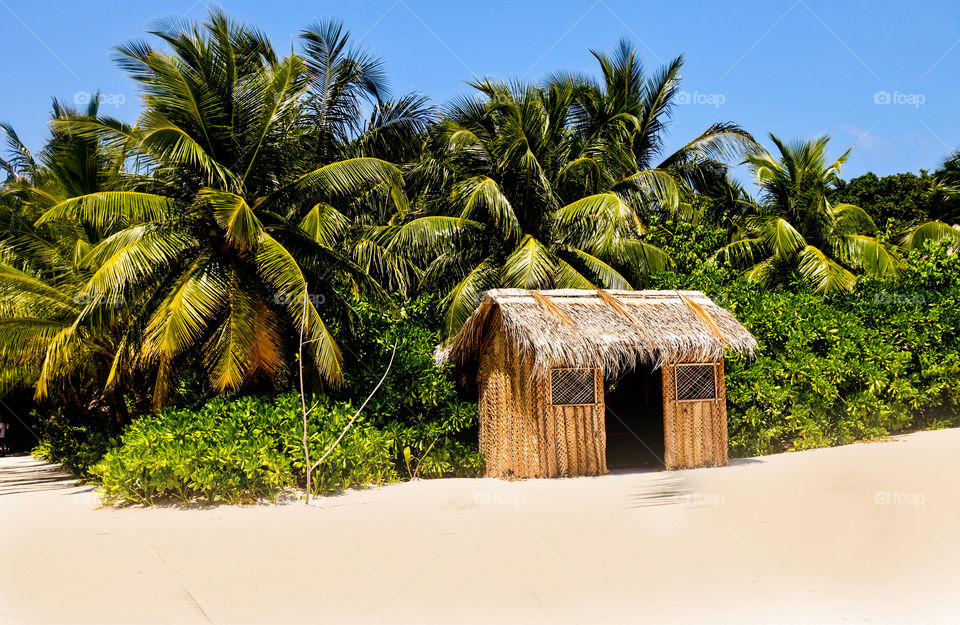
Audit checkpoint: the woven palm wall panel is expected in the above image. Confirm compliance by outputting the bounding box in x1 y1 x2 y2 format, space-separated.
477 336 607 480
662 361 728 470
545 367 605 477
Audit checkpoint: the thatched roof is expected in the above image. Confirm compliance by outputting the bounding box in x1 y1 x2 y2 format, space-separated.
438 289 757 377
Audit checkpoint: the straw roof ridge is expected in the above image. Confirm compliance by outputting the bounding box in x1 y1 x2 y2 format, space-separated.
437 288 758 377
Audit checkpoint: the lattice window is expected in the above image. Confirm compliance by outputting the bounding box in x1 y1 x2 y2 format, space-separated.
550 368 597 405
675 364 717 401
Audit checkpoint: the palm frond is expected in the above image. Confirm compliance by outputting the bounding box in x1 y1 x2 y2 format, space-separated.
298 202 350 247
143 257 225 359
441 256 499 338
565 248 632 289
797 245 856 292
836 234 902 280
901 220 960 250
389 216 481 255
502 235 557 289
202 189 263 249
830 203 877 234
710 237 765 269
612 169 679 213
255 232 343 384
455 176 520 239
35 192 177 228
753 216 806 258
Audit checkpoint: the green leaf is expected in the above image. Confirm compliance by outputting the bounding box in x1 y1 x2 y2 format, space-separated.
901 221 960 251
35 192 177 228
502 235 556 289
202 189 263 249
797 245 855 293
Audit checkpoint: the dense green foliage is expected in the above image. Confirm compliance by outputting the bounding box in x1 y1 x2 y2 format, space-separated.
394 44 751 336
4 9 960 504
38 295 483 501
94 389 481 505
32 409 122 478
327 295 482 477
0 12 424 414
829 171 952 230
657 241 960 455
712 135 901 293
93 395 379 504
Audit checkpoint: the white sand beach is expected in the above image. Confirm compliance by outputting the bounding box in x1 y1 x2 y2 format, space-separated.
2 428 960 625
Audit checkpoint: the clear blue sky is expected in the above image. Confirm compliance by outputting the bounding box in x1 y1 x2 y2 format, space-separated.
2 0 958 179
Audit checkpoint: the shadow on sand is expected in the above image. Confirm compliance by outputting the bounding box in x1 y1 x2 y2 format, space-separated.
0 457 79 496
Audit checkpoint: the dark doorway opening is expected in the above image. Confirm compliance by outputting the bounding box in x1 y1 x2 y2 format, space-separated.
604 365 665 470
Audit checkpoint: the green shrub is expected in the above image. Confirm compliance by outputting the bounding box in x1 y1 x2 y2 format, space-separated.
93 391 482 505
93 394 399 505
31 409 121 478
330 295 484 477
332 295 478 427
57 294 481 505
94 396 291 505
654 240 960 456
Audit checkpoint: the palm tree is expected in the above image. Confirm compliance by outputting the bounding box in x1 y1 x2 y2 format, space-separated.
0 97 131 412
393 41 753 337
900 150 960 250
23 10 419 409
712 134 902 292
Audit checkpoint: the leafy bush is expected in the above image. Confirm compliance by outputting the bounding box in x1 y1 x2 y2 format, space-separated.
828 170 959 231
647 215 730 275
94 394 396 505
31 294 480 504
94 397 293 505
330 295 483 476
31 409 121 477
655 240 960 456
332 295 476 424
93 390 482 505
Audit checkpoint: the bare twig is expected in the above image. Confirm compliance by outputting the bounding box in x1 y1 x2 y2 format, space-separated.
298 290 312 504
309 341 397 476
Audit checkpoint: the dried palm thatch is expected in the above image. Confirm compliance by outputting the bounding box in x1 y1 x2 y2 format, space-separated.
438 289 757 377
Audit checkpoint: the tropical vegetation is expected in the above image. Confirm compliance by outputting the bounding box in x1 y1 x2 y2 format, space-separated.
393 43 752 334
711 135 902 293
5 9 960 502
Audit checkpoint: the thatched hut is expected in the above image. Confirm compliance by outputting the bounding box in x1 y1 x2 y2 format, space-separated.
438 289 757 479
